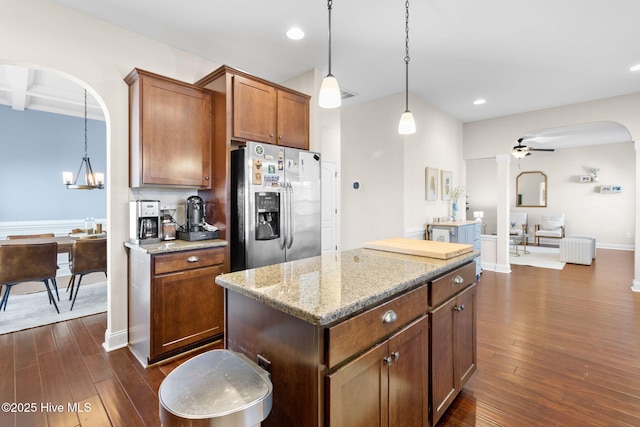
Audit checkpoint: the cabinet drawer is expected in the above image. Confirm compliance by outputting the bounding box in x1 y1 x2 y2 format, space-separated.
429 262 476 308
326 285 428 369
154 248 224 275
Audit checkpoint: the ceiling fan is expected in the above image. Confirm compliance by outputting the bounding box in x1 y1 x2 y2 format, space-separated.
511 138 555 159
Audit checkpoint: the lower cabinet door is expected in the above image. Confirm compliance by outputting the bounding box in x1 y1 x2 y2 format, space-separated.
430 296 457 425
327 341 389 427
429 283 477 425
455 284 477 385
327 316 430 427
151 265 223 358
388 316 429 427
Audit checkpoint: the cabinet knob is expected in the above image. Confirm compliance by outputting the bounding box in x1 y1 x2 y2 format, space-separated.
187 256 200 263
204 176 209 180
381 310 398 324
391 351 400 361
384 356 393 365
452 275 464 285
454 304 465 312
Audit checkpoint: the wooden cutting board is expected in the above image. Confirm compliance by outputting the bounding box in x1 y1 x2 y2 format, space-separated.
363 238 473 260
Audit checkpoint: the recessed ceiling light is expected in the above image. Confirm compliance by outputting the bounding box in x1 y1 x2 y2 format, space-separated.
630 63 640 72
473 99 486 105
286 27 305 40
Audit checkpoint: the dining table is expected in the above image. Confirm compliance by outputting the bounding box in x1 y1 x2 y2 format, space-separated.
0 233 107 253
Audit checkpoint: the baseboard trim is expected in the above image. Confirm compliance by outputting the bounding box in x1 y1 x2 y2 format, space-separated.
103 328 128 352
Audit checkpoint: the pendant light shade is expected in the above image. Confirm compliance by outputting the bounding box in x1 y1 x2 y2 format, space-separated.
319 74 341 108
398 110 416 134
62 89 104 190
319 0 341 109
398 0 416 134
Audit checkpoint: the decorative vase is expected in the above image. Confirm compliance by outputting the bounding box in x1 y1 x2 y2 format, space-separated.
452 201 459 221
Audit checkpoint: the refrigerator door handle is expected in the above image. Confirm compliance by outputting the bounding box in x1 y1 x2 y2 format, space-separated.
279 187 287 250
287 182 294 249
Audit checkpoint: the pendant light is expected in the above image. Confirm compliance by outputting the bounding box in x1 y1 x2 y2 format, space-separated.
62 89 104 190
398 0 416 134
319 0 341 108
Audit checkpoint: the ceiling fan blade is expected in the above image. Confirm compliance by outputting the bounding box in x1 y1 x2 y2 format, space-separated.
529 148 555 152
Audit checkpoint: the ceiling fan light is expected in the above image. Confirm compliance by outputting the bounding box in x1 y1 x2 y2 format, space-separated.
319 74 341 108
512 149 528 159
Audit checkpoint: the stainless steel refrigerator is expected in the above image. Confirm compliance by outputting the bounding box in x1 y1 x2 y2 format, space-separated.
231 142 321 271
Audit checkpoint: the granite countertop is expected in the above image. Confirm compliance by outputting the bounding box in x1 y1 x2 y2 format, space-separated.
124 239 228 255
215 248 478 326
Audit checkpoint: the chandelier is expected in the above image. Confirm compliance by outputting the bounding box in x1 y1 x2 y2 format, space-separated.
62 89 104 190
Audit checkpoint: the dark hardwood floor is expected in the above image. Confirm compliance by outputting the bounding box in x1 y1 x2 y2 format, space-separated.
1 248 639 426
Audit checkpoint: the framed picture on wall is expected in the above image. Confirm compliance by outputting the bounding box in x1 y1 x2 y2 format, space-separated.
425 167 438 201
441 170 452 200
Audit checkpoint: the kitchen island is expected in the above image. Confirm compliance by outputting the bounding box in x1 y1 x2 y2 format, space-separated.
215 247 479 426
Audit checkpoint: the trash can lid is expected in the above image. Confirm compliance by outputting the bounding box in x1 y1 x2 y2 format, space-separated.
159 349 273 420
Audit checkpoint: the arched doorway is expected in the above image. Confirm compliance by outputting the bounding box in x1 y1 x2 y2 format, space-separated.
0 64 109 332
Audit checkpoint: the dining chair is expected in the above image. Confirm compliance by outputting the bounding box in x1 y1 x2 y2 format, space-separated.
4 233 60 301
0 242 60 313
68 238 107 311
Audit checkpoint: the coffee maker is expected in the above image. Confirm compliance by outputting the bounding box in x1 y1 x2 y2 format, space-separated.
130 200 161 244
177 196 217 241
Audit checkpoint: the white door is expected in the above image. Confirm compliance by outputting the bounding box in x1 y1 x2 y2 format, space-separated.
321 161 337 253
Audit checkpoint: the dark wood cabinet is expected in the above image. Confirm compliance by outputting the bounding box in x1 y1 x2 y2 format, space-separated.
276 89 309 149
429 283 477 425
125 68 213 188
128 246 226 366
224 282 429 427
232 75 277 143
152 264 224 357
327 316 429 427
232 73 310 149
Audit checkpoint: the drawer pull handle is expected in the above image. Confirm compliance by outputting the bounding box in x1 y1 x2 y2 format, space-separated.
187 256 200 263
452 275 464 285
381 310 398 324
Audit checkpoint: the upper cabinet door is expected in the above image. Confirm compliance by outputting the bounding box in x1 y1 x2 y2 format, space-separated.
126 69 212 188
277 90 309 149
232 75 277 143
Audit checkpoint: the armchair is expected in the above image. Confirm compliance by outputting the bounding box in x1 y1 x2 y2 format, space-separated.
534 213 565 246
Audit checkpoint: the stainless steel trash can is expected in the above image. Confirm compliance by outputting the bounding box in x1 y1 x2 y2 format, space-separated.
159 349 273 427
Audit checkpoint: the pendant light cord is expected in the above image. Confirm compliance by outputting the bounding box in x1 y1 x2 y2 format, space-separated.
83 89 88 159
327 0 333 76
404 0 410 111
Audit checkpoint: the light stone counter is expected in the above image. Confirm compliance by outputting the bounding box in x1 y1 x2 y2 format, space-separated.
124 238 227 255
215 248 478 326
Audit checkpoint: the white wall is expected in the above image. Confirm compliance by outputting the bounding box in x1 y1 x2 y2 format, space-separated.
467 143 635 247
1 0 220 350
464 93 639 250
341 92 463 249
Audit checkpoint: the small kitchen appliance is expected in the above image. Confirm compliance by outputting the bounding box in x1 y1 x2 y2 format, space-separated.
177 195 217 241
160 208 177 241
130 200 161 244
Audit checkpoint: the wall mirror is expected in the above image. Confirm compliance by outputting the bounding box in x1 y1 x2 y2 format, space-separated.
516 171 547 207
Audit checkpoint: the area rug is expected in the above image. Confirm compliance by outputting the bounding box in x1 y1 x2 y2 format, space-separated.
510 246 565 270
0 281 107 335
